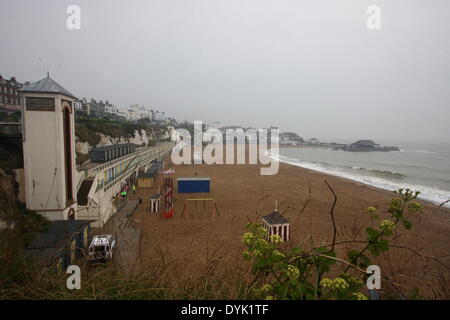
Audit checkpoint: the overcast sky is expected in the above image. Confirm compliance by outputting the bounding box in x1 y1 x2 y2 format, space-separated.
1 0 449 142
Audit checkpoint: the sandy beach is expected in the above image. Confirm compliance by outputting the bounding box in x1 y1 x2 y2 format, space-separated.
127 154 450 299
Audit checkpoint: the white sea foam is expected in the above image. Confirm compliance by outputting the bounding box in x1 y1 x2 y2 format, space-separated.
400 149 436 154
270 152 450 208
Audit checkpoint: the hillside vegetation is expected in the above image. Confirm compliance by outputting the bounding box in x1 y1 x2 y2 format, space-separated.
75 118 170 146
74 118 171 165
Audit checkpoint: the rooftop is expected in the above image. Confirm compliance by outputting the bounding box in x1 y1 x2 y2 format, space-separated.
92 143 135 152
24 247 65 267
139 162 160 178
28 232 74 249
19 73 76 99
47 220 91 234
262 211 289 225
351 140 377 145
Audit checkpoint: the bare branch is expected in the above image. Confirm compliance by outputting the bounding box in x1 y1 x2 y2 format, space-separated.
316 239 450 271
324 180 338 252
300 182 312 214
389 244 450 271
438 199 450 208
315 253 367 273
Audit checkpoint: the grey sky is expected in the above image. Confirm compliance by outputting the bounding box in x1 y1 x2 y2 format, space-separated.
1 0 449 142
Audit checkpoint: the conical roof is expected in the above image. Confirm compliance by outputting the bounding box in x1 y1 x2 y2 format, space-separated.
262 211 289 224
19 73 76 99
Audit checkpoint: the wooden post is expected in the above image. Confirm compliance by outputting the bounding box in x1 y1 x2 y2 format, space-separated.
195 199 198 218
182 200 188 218
214 201 220 216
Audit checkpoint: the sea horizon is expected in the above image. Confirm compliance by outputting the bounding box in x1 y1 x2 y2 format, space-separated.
271 140 450 209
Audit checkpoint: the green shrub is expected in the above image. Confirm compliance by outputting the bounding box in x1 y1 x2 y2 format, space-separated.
241 188 423 300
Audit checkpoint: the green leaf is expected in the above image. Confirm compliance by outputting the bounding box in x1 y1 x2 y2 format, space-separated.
289 247 301 255
367 243 380 256
359 254 371 268
402 219 412 230
347 250 360 264
366 227 379 241
378 239 389 252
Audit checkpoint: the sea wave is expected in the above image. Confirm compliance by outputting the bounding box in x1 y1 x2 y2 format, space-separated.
270 152 450 208
352 166 404 179
400 149 436 154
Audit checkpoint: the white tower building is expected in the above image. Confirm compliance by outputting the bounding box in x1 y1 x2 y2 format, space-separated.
20 74 78 220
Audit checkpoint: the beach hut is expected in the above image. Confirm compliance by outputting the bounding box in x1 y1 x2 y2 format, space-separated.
25 232 78 270
47 220 92 249
24 220 92 271
149 193 161 213
91 143 136 162
138 162 160 188
24 247 69 272
262 209 290 242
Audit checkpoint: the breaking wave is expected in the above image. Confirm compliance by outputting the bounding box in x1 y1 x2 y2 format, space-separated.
270 153 450 208
400 149 436 154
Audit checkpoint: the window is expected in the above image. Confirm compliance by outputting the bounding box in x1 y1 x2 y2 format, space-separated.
68 208 75 220
63 107 74 203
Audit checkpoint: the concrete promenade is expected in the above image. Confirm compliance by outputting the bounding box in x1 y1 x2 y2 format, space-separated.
102 199 141 273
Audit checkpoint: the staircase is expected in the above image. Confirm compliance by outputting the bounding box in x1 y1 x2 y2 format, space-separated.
77 179 94 206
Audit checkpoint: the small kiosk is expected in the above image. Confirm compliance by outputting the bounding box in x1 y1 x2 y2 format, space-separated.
262 209 290 242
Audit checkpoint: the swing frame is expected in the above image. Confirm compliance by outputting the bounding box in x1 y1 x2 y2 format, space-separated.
181 198 220 218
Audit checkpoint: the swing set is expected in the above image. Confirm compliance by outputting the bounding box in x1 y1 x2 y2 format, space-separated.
181 198 220 218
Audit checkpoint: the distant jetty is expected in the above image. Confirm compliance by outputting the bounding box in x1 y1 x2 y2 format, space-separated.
325 140 399 152
345 140 400 152
278 133 399 152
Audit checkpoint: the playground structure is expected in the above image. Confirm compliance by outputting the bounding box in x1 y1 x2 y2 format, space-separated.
162 177 175 218
181 198 220 218
149 193 160 213
177 177 211 193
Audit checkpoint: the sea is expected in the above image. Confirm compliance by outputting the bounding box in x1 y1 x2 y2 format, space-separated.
271 140 450 208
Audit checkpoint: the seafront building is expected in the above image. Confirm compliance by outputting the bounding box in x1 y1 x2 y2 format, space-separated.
0 74 27 111
77 99 170 124
18 74 174 227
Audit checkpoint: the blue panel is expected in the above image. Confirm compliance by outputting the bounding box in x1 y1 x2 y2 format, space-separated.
178 179 210 193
